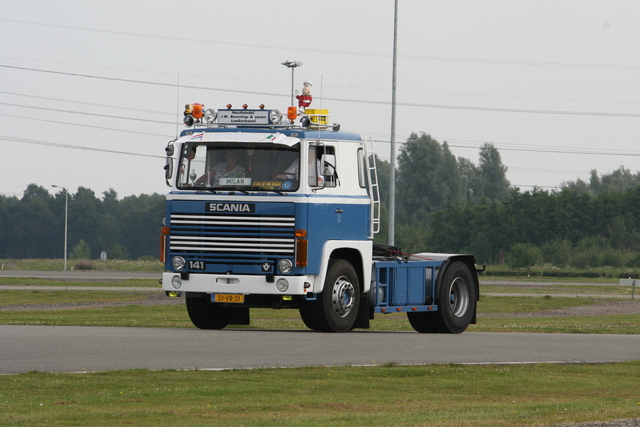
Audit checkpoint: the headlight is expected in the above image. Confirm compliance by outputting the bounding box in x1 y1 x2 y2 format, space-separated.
204 109 217 123
171 275 183 289
269 109 282 124
278 259 293 275
276 278 289 292
172 256 186 271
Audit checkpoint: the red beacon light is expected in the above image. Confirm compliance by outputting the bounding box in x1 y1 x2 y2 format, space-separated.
192 103 204 119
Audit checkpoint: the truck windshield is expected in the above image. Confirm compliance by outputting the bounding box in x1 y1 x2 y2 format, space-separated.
176 142 300 192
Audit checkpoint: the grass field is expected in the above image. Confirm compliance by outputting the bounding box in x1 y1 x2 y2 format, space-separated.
1 363 639 426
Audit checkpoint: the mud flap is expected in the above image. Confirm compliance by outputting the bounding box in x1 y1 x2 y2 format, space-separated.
352 294 371 329
229 307 250 325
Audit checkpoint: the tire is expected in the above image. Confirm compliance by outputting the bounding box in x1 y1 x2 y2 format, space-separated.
311 259 360 332
407 261 476 334
185 292 235 330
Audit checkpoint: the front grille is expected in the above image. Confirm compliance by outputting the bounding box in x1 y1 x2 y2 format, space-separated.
169 212 295 260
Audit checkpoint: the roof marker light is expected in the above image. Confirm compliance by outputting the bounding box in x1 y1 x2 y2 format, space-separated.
226 104 232 109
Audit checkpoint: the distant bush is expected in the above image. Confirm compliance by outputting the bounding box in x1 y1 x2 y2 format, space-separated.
74 262 96 270
600 248 626 267
570 248 600 268
507 243 543 269
541 239 572 267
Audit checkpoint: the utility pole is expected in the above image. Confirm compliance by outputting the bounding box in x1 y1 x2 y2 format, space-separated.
51 185 68 270
389 0 398 245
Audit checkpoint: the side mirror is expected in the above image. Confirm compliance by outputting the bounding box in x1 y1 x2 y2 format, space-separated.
164 157 174 186
165 144 174 157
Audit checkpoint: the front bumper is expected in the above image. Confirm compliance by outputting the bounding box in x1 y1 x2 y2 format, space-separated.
161 272 315 295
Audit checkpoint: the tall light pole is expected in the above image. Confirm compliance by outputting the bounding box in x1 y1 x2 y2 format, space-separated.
389 0 398 245
282 60 302 106
51 185 68 270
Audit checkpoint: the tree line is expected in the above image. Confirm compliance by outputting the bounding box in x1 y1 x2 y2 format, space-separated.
0 185 165 260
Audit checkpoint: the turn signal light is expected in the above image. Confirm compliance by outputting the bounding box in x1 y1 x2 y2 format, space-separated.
295 238 308 268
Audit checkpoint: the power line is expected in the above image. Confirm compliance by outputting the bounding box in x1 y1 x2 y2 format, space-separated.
4 64 640 118
0 113 172 138
3 18 640 70
0 90 174 117
0 135 164 159
0 101 174 125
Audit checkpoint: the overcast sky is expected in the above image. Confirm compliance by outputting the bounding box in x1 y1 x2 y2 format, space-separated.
1 1 639 199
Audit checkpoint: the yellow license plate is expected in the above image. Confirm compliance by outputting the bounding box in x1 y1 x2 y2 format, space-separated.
212 294 244 303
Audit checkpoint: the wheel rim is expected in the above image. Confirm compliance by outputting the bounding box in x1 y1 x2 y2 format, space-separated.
331 276 355 317
448 277 470 318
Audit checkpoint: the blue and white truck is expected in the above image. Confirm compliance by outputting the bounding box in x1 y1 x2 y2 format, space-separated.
161 103 479 333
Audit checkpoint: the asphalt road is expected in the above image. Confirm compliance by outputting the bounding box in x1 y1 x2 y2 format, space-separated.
2 325 639 374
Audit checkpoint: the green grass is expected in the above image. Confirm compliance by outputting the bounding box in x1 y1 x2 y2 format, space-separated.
1 294 639 334
0 258 163 272
1 363 639 426
0 290 154 305
0 277 160 287
481 283 634 296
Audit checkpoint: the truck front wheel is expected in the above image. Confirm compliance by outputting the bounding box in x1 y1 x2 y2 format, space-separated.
311 259 360 332
407 261 476 334
185 292 235 330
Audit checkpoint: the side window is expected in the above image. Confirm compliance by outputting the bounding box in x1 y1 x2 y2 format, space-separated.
320 146 337 187
357 148 367 188
309 145 337 188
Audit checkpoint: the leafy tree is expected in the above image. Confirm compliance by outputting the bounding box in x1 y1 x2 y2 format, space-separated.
477 143 510 201
458 157 480 201
71 240 91 259
107 242 130 260
396 133 465 225
541 239 572 267
19 185 55 258
507 243 543 269
563 167 640 196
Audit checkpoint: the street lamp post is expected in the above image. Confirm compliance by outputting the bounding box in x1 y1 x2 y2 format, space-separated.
281 60 302 106
51 185 68 270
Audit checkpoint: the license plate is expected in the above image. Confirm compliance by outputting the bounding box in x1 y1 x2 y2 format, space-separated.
212 294 244 303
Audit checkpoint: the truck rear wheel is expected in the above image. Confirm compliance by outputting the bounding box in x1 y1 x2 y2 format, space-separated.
185 292 235 330
407 261 476 334
311 259 360 332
